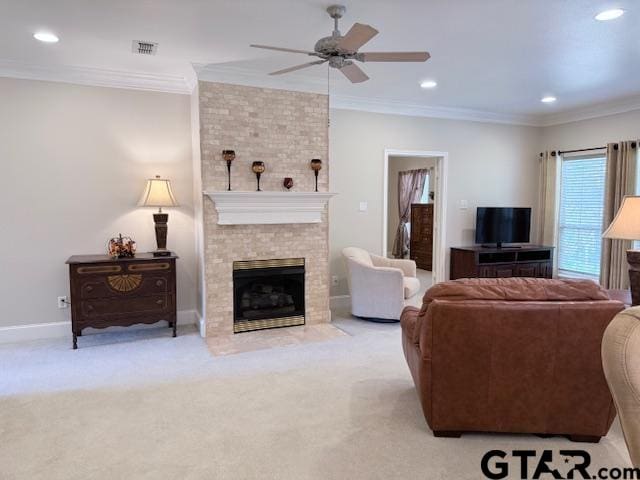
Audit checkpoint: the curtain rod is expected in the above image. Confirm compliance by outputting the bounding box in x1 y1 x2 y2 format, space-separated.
550 146 607 157
560 146 607 154
540 142 638 157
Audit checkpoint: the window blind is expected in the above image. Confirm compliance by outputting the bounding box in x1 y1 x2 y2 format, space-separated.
558 156 606 278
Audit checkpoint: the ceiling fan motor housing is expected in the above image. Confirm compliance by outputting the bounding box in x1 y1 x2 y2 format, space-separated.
314 36 356 58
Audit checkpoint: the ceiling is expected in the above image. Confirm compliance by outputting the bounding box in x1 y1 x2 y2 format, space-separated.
1 0 639 125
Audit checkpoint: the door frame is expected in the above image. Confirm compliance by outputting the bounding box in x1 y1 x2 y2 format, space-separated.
383 149 449 284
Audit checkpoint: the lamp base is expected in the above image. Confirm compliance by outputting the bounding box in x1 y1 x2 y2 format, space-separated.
153 212 169 251
152 250 173 257
627 250 640 306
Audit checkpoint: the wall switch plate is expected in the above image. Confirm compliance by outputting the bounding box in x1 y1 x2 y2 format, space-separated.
359 201 368 212
57 296 69 309
331 275 339 287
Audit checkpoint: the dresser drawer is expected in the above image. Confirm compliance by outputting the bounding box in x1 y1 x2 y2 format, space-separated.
79 295 173 318
79 274 170 299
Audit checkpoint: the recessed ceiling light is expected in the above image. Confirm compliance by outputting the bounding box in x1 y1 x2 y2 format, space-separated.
420 80 437 89
541 96 557 104
595 9 624 21
33 32 59 43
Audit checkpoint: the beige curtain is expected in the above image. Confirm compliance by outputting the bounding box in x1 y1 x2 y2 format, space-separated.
601 141 638 288
538 151 561 275
392 169 428 258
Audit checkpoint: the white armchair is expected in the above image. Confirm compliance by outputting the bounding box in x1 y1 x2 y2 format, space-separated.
342 247 421 321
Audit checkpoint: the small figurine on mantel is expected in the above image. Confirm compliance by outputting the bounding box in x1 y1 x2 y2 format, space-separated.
107 234 137 258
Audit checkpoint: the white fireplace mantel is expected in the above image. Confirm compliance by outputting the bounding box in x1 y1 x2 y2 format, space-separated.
204 191 336 225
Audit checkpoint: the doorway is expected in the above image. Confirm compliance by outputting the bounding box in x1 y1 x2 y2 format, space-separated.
383 150 448 289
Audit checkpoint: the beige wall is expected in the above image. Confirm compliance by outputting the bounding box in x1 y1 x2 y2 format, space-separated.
541 110 640 150
329 108 542 295
0 77 196 328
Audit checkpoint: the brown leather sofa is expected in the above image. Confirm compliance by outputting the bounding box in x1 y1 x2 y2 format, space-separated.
401 277 624 441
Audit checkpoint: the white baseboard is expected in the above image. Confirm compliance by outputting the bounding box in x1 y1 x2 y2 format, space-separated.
0 309 199 345
330 295 351 310
195 310 206 338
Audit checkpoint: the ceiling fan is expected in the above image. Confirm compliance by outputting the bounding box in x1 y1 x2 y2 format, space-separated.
250 4 430 83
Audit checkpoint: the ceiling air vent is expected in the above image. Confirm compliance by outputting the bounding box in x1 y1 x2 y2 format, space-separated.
132 40 158 55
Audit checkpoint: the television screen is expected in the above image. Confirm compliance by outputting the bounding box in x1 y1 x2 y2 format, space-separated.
475 207 531 246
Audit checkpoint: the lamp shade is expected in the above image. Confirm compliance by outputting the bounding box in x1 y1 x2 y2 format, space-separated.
139 175 178 208
603 196 640 240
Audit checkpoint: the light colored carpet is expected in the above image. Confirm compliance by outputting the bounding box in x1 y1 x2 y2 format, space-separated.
0 311 632 480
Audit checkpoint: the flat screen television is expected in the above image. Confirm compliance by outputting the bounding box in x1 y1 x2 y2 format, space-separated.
475 207 531 248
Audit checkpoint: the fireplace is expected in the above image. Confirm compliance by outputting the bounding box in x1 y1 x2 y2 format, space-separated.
232 258 305 333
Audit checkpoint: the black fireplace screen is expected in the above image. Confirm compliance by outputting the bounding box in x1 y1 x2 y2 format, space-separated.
232 258 305 333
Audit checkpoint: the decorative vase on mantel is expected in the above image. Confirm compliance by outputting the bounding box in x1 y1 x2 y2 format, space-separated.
222 149 235 191
310 159 322 192
252 161 265 191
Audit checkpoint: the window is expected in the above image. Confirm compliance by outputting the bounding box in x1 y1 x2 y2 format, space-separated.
419 173 430 203
558 155 606 278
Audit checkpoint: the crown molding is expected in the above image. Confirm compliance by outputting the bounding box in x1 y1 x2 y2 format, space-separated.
0 59 194 94
194 63 328 95
330 95 540 126
537 95 640 127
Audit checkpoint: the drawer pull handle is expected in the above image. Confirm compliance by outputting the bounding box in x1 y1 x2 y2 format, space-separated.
86 286 93 292
129 263 170 272
77 265 121 274
156 280 164 287
87 305 94 311
156 299 163 305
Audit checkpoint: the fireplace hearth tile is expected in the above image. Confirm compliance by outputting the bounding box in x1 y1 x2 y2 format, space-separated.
206 324 348 356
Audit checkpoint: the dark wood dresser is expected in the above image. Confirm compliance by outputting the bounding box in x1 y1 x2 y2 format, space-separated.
450 245 553 280
66 253 178 349
410 203 434 270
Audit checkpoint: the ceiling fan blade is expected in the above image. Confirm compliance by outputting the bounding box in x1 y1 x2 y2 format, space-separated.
337 23 379 52
250 44 317 55
360 51 431 62
339 63 369 83
269 60 327 76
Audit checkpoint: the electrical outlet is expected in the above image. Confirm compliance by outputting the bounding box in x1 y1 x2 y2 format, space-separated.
57 296 69 309
331 275 339 287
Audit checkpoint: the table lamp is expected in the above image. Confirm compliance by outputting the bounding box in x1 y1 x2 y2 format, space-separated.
139 175 178 257
603 195 640 305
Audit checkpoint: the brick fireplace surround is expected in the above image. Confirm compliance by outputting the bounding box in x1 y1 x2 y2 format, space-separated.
198 81 330 337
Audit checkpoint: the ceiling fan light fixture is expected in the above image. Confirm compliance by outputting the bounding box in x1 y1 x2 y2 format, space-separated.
420 80 437 89
541 96 557 104
595 9 624 21
33 31 59 43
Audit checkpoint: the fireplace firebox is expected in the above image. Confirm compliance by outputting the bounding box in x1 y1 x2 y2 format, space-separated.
232 258 305 333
